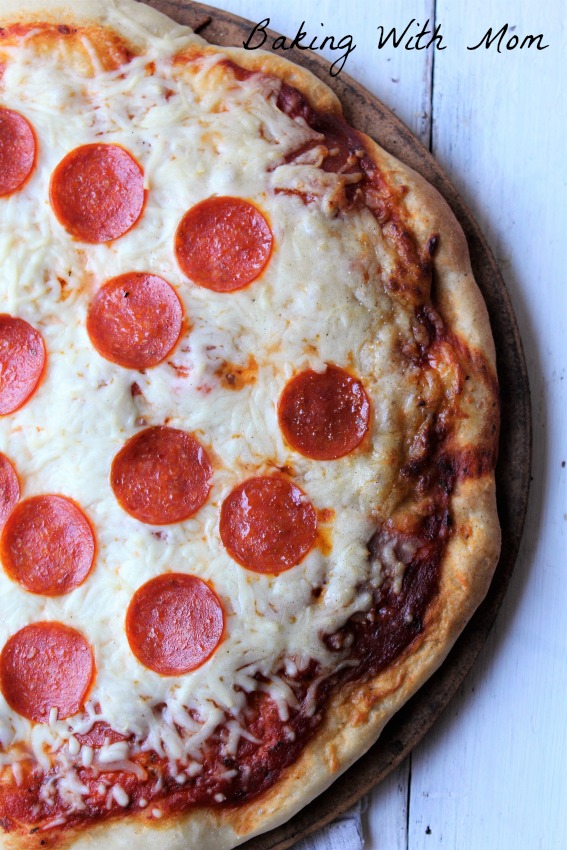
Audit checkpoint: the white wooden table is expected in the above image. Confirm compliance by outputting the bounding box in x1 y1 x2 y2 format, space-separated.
205 1 566 847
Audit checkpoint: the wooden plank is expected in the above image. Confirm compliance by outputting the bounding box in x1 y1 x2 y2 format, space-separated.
408 0 566 847
365 758 411 850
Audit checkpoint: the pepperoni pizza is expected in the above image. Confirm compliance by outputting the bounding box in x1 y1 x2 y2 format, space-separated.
0 2 500 849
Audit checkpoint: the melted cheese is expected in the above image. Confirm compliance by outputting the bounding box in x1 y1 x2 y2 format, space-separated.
0 27 421 806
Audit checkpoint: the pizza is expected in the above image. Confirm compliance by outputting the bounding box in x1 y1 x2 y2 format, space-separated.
0 1 500 848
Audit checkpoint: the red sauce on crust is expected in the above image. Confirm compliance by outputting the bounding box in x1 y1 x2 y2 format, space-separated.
0 487 446 831
277 82 433 305
0 56 499 840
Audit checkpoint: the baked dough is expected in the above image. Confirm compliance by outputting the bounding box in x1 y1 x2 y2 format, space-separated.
0 2 500 848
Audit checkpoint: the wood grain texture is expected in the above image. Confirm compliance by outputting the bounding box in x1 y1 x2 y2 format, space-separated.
141 3 534 848
363 760 410 849
407 1 567 848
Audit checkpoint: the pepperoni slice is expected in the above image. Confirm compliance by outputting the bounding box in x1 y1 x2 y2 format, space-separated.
0 108 36 196
0 454 19 526
50 144 145 243
175 196 273 291
278 364 370 460
1 495 95 596
126 573 224 675
0 622 94 723
0 315 46 415
220 476 316 574
111 427 212 525
87 273 183 370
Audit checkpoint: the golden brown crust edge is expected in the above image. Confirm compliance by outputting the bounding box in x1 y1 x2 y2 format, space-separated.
224 55 501 842
221 124 502 846
216 56 502 844
0 3 500 849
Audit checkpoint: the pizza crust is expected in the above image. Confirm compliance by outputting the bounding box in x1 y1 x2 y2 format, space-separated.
0 2 500 849
49 476 498 850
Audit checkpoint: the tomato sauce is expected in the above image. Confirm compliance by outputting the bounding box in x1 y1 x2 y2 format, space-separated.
0 57 499 841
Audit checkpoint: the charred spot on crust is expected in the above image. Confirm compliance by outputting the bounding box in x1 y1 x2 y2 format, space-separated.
427 234 440 256
0 49 501 838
